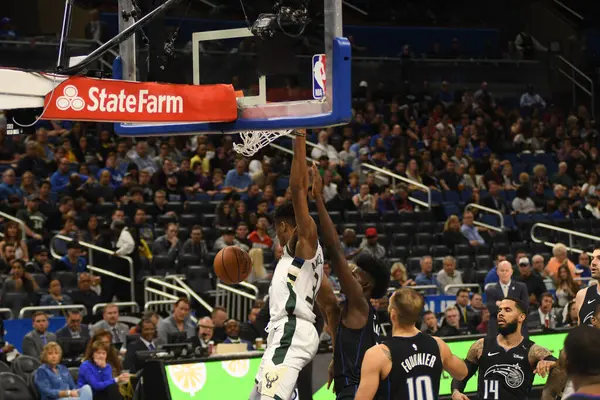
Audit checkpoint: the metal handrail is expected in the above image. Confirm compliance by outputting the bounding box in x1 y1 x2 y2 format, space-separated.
145 300 176 311
342 1 368 15
556 55 595 118
145 277 191 297
0 211 27 241
552 0 584 20
530 222 599 256
239 281 260 297
145 287 180 300
19 305 87 319
216 283 257 300
0 308 14 319
444 284 482 294
92 302 140 315
171 276 214 313
361 163 431 209
484 282 496 291
50 234 136 306
464 203 504 232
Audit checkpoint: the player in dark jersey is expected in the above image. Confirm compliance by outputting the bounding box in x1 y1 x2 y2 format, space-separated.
355 288 468 400
311 164 390 400
575 247 600 326
451 297 562 400
563 325 600 399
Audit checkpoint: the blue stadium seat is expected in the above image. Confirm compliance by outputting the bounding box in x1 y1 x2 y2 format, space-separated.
444 191 460 203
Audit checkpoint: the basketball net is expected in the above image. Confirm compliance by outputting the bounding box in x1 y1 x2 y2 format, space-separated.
233 129 294 157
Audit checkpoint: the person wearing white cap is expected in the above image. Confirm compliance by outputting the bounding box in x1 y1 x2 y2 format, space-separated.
516 257 547 308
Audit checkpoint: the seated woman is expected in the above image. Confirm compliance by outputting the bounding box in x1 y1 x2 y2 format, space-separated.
84 329 123 373
34 342 93 400
78 341 128 400
442 214 468 249
40 279 73 317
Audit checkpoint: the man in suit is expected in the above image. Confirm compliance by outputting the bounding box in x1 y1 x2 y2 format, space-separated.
123 318 164 373
481 182 509 214
454 288 480 333
191 317 215 355
527 292 561 330
22 312 57 358
222 319 254 351
240 306 261 343
90 304 129 344
56 310 90 340
485 260 529 337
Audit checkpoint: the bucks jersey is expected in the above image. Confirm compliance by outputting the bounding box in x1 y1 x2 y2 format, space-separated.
268 242 324 324
477 337 535 400
333 304 381 397
383 333 443 400
579 286 600 326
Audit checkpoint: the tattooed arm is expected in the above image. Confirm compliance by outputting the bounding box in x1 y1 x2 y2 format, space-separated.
540 350 568 400
355 344 392 400
529 344 557 377
451 338 484 400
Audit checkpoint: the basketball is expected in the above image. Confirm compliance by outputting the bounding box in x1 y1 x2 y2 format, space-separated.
213 246 252 284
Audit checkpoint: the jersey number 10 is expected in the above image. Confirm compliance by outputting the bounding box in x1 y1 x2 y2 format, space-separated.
407 376 434 400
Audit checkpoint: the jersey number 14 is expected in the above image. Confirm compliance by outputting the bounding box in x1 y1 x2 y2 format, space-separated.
407 376 434 400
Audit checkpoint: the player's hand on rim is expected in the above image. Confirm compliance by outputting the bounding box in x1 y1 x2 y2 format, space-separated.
451 389 470 400
310 162 323 199
534 360 556 378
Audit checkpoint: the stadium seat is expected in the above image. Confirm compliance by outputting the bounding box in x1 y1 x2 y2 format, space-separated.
186 266 214 295
54 271 78 290
187 201 216 215
0 372 34 400
410 245 429 257
30 273 48 289
417 222 435 234
431 245 450 258
389 246 409 259
178 253 203 270
165 202 183 214
1 292 32 317
455 255 472 270
475 255 492 270
398 222 416 234
407 257 422 274
12 356 40 380
416 233 433 246
392 233 410 247
202 214 217 227
329 211 342 224
0 361 10 373
454 244 472 256
179 214 199 228
152 254 175 275
345 211 359 223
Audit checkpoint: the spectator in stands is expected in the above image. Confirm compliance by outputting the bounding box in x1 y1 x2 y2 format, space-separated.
34 342 93 400
527 292 560 330
40 279 73 316
576 252 592 278
562 301 578 327
512 184 536 214
483 160 503 190
215 202 235 229
439 161 461 192
421 311 439 335
70 273 101 323
476 308 490 334
359 228 386 260
181 225 208 262
454 289 480 333
554 264 580 308
353 184 377 213
460 210 485 246
470 293 486 313
124 319 162 373
56 241 86 273
531 254 548 278
581 193 600 219
191 317 214 354
91 304 128 344
213 227 238 251
242 183 262 212
415 256 438 294
151 222 181 260
437 307 467 337
341 228 359 260
240 306 261 343
311 130 339 164
248 216 273 249
485 261 529 336
56 309 90 340
79 341 128 400
225 159 251 192
22 312 57 358
0 169 22 202
0 221 28 261
223 319 254 351
546 243 577 278
0 242 16 273
516 257 546 307
519 84 546 113
16 195 45 242
17 142 46 178
211 306 229 343
157 297 196 342
482 181 509 214
442 215 469 249
437 256 463 295
2 258 39 295
129 141 157 175
484 253 507 286
50 158 88 194
389 262 414 288
25 245 51 273
552 162 575 188
234 223 252 252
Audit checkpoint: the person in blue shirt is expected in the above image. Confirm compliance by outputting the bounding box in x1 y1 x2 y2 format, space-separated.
0 169 23 202
50 158 89 193
79 341 129 400
484 253 508 286
97 154 124 188
471 139 492 160
34 341 93 400
224 159 252 192
56 241 87 273
414 256 439 295
575 252 592 278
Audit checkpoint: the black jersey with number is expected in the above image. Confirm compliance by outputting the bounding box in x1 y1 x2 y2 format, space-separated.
477 337 535 400
579 286 600 326
333 303 381 397
567 394 600 400
382 332 443 400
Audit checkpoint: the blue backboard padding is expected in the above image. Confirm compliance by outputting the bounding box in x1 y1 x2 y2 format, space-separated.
114 37 352 135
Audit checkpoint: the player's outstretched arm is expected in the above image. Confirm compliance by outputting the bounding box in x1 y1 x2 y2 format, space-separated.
311 163 367 313
290 130 318 259
529 344 557 378
451 338 483 400
432 336 468 380
317 277 340 348
355 345 390 400
540 350 568 400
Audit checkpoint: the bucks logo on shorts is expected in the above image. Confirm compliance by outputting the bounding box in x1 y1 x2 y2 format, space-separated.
484 364 525 389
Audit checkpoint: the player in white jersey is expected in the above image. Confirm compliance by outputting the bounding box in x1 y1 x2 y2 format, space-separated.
250 130 337 400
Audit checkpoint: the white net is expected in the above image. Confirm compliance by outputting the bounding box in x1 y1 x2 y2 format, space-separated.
232 129 294 157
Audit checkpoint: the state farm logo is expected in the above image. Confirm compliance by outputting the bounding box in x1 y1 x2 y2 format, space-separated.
54 85 184 114
56 85 85 111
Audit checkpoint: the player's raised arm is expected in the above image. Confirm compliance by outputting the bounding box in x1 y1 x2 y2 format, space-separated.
290 130 318 259
451 338 484 400
311 163 367 311
432 336 468 380
528 344 557 378
355 344 390 400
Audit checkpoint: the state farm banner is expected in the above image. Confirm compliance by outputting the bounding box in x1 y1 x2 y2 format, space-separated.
43 77 238 123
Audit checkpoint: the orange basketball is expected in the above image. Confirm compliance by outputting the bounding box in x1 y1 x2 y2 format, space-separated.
214 246 252 284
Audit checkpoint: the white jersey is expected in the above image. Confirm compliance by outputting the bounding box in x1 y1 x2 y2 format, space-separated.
268 241 324 324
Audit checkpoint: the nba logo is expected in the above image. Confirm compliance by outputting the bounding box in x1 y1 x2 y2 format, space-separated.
312 54 326 100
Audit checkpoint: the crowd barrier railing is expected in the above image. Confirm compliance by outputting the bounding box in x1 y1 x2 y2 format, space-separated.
464 203 504 232
215 281 258 322
530 222 600 256
92 302 140 315
18 305 87 319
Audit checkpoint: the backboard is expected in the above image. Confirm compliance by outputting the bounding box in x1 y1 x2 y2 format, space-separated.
113 0 351 137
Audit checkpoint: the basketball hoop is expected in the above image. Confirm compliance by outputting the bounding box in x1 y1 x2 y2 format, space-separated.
233 129 294 157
